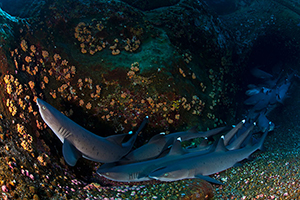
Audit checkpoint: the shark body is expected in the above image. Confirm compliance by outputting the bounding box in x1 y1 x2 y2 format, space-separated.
96 122 258 184
148 130 268 183
121 126 227 163
37 98 146 166
97 138 218 183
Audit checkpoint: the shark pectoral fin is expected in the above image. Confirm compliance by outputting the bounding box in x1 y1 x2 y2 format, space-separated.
62 139 82 166
195 174 224 185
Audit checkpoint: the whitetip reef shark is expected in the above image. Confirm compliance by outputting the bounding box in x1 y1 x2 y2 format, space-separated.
97 137 218 183
148 130 268 183
120 125 227 164
36 98 148 166
96 121 257 184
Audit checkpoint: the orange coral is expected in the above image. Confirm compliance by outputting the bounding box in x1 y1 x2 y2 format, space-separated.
30 45 36 54
127 71 135 79
81 48 87 54
25 56 32 63
50 90 57 99
43 76 49 84
86 102 92 109
20 40 28 52
61 59 68 66
79 99 84 107
53 54 61 62
70 66 76 74
112 49 120 55
124 38 140 52
192 73 196 79
28 81 35 90
42 50 49 58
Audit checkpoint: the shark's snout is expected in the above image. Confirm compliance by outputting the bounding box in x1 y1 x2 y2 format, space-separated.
36 98 43 108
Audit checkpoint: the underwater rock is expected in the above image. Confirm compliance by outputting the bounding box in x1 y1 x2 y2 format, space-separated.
0 0 299 199
120 0 180 11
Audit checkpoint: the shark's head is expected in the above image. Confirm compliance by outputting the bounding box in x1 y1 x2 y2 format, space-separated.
36 98 65 142
98 171 122 181
97 167 133 182
148 167 189 182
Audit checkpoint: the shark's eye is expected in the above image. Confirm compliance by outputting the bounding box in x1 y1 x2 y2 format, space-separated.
42 105 46 110
164 173 168 177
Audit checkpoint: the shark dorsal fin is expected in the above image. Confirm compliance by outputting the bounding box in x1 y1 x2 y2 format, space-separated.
199 137 209 148
188 126 198 133
214 136 228 152
105 133 128 146
168 138 185 156
62 139 82 166
148 133 166 143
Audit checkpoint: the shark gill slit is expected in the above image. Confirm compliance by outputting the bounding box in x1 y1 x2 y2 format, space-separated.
129 172 139 180
59 126 71 138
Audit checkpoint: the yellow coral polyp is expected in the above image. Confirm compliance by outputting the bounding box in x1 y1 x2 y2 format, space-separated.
112 49 120 55
28 81 35 90
171 100 180 110
86 102 92 109
25 56 32 63
37 155 47 166
43 76 49 84
30 45 36 53
61 59 68 66
79 99 84 107
17 124 25 135
53 54 61 62
6 84 13 94
192 73 196 79
21 140 33 152
42 50 49 58
81 48 87 54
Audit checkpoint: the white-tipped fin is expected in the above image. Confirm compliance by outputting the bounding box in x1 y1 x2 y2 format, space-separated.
168 139 185 156
214 136 227 152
